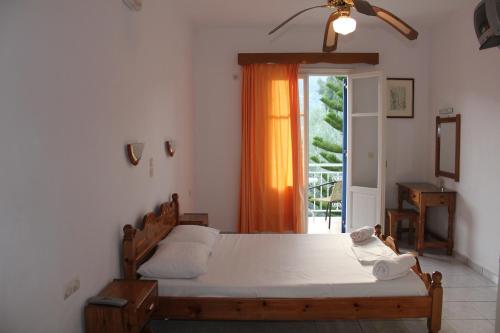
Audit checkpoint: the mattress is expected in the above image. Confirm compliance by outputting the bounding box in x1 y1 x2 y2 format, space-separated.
148 233 428 298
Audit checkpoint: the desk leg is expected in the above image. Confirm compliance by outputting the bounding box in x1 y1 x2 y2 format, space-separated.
447 204 455 256
398 187 404 210
408 215 415 246
418 206 426 256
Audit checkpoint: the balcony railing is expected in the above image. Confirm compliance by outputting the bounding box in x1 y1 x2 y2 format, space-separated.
308 163 343 217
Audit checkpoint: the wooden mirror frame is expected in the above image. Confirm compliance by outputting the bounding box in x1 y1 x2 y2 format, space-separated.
435 114 461 182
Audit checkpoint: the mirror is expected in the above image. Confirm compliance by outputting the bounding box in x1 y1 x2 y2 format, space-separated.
436 115 461 181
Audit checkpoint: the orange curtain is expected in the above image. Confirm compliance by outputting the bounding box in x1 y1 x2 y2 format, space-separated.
239 64 305 233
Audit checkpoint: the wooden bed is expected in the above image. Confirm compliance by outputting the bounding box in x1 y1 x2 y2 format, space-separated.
122 194 443 332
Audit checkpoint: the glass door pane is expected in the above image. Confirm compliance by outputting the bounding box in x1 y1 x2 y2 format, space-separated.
306 75 346 234
351 116 378 188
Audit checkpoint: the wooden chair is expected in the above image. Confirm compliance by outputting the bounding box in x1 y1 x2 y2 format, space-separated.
314 181 342 229
385 209 419 246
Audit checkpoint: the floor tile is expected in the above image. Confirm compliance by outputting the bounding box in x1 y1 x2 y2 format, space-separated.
470 301 497 320
441 272 496 288
316 320 363 333
428 263 476 276
358 320 410 333
418 263 472 276
443 287 498 302
399 320 429 333
151 320 321 333
443 302 484 319
440 320 458 333
445 319 495 333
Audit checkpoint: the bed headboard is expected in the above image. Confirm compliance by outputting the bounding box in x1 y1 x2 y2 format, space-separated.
122 193 179 280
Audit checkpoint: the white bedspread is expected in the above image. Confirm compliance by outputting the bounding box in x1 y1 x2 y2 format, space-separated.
148 233 428 298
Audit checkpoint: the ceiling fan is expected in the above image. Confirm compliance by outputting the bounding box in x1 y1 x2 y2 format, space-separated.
269 0 419 52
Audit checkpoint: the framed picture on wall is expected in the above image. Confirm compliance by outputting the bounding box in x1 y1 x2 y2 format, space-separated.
387 78 414 118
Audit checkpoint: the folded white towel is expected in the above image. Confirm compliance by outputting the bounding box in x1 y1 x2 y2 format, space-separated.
351 237 397 265
350 226 374 244
372 254 416 280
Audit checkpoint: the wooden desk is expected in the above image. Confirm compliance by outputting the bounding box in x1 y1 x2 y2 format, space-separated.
397 183 456 256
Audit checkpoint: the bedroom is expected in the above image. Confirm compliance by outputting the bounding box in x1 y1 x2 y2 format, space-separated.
0 0 499 332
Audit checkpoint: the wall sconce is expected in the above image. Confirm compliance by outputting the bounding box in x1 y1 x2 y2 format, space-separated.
165 141 176 157
126 143 145 166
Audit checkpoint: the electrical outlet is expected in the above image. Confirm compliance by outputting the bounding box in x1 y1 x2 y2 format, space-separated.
64 277 80 300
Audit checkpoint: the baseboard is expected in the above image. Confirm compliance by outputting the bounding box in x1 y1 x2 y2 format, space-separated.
453 251 499 285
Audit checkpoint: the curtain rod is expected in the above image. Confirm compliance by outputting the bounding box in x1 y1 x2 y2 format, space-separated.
238 53 379 66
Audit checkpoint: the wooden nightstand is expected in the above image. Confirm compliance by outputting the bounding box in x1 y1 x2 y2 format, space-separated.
85 279 158 333
179 213 209 227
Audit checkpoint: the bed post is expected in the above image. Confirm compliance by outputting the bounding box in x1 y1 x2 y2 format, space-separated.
122 225 137 280
428 271 443 333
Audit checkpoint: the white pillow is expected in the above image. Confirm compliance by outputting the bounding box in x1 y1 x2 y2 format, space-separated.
162 225 220 249
138 242 210 279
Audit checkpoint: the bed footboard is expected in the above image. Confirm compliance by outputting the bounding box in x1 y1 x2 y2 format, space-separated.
153 296 434 321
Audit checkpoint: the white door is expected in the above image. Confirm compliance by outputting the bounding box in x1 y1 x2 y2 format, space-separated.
346 71 386 231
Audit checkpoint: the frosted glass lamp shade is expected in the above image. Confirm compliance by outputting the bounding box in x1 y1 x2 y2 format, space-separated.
333 17 357 35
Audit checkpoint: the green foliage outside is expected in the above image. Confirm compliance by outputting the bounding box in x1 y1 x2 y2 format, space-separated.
309 76 346 171
308 76 346 216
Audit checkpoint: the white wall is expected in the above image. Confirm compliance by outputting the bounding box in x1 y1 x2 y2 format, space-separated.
193 24 433 232
428 2 500 278
0 1 194 332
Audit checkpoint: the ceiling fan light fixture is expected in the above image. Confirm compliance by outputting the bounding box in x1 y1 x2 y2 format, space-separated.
268 1 419 52
333 15 357 35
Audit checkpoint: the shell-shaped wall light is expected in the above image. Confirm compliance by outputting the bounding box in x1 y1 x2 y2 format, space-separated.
126 143 145 166
165 141 176 157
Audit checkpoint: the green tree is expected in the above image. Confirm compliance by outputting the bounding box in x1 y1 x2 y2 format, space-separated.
308 76 345 216
310 76 346 172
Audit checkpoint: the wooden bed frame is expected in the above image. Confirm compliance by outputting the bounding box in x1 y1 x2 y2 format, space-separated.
122 194 443 333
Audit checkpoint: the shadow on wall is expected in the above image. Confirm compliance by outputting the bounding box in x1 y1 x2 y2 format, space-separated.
458 193 474 260
427 192 474 257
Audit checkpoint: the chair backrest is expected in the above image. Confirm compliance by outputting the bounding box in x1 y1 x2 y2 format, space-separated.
330 181 343 202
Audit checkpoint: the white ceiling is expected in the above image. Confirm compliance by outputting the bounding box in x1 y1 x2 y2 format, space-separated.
175 0 470 29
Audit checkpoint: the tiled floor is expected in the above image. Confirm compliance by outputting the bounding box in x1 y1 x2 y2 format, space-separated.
307 216 342 234
413 246 497 333
151 242 498 333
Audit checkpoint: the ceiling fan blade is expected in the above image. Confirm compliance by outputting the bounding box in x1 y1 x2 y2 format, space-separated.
353 0 376 16
323 11 341 53
372 6 419 40
269 5 328 35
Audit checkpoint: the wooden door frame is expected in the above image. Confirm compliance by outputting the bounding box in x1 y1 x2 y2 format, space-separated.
299 68 351 233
